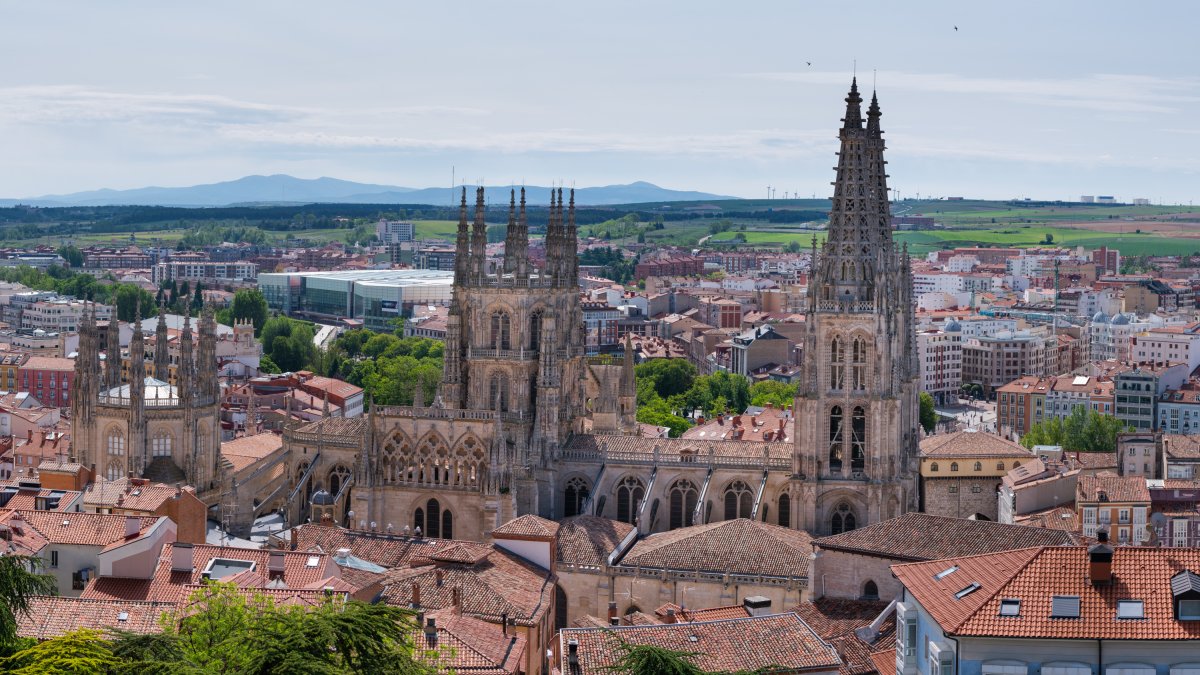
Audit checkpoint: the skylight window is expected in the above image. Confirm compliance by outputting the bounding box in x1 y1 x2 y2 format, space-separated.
117 612 128 622
934 565 960 580
1051 595 1081 619
1117 600 1144 619
999 599 1021 616
305 556 320 568
955 583 981 599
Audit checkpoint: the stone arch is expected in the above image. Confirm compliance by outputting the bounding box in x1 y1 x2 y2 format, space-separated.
414 431 451 486
554 585 569 631
328 464 351 497
973 461 983 472
828 405 844 472
816 490 866 536
529 307 545 352
411 496 453 539
723 479 753 520
614 475 645 524
563 475 590 518
105 459 124 481
850 332 870 391
829 334 845 390
488 371 510 412
668 478 698 530
830 502 857 534
778 492 791 528
451 433 486 489
106 425 126 458
930 462 939 472
862 580 879 600
950 462 959 472
381 432 413 485
850 405 867 472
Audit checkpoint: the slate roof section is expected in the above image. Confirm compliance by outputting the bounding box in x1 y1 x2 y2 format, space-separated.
491 514 559 539
896 546 1200 640
558 613 841 674
919 430 1032 459
618 518 813 579
555 516 635 567
812 513 1079 562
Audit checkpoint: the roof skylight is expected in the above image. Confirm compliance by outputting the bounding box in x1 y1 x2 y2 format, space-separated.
934 565 960 580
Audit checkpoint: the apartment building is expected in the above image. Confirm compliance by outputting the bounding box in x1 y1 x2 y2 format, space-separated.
996 376 1051 438
916 324 963 405
962 329 1049 397
1076 473 1150 543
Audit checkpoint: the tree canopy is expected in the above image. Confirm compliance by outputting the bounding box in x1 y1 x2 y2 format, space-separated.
919 392 937 434
230 288 269 336
1021 405 1129 452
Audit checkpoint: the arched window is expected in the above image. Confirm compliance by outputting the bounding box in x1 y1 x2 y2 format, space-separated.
529 311 543 352
106 461 123 481
329 466 351 497
863 580 879 600
830 338 845 390
851 406 867 472
828 406 844 472
489 373 509 412
997 462 1005 471
107 428 126 456
669 479 698 530
413 508 424 536
973 461 983 472
564 477 589 518
616 477 645 525
151 430 172 457
851 337 867 390
778 493 791 528
490 311 511 350
930 462 939 472
426 499 441 538
831 503 856 535
950 462 959 472
723 480 753 520
441 509 453 540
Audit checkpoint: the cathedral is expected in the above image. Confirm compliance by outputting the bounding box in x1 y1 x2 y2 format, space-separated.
279 79 918 540
71 304 223 493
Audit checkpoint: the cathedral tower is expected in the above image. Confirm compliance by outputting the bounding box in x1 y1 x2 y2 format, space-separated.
792 79 919 535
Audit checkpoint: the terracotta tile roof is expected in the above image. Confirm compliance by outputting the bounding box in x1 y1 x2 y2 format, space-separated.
82 543 339 604
2 510 160 547
1071 451 1118 470
1014 506 1081 533
412 609 525 675
293 416 367 437
20 356 74 372
0 483 79 512
919 430 1032 459
491 514 559 539
619 519 813 579
565 433 793 464
813 513 1079 562
1077 472 1150 504
558 613 841 674
220 433 284 473
869 649 896 675
654 602 752 622
1163 434 1200 460
83 478 188 512
791 599 895 675
289 524 471 568
16 596 173 639
378 548 555 627
556 516 635 567
900 546 1200 640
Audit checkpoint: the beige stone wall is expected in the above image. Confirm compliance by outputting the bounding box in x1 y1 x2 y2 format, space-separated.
922 477 1003 521
810 548 900 601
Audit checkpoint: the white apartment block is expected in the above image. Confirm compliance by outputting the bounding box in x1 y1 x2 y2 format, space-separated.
1132 323 1200 371
19 300 112 334
153 260 258 284
917 326 962 404
376 220 415 243
913 273 964 296
1089 312 1161 362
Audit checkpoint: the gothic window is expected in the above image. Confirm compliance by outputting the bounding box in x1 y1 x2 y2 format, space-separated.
151 430 172 457
830 503 856 534
851 406 866 472
723 480 753 520
973 461 983 472
107 428 125 456
930 462 939 472
615 477 645 525
669 479 698 530
851 337 867 390
442 509 453 540
950 462 959 472
426 499 442 538
778 493 791 528
106 460 124 481
413 508 424 536
490 311 511 350
489 373 510 412
828 406 844 472
530 310 543 351
564 477 589 518
830 337 845 390
329 465 351 497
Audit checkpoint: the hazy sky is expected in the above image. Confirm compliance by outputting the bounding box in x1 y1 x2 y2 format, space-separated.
3 1 1199 202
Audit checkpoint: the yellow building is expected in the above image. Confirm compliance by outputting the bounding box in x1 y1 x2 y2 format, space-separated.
919 430 1033 521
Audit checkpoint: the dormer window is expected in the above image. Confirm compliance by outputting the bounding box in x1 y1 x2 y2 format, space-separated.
1172 570 1200 620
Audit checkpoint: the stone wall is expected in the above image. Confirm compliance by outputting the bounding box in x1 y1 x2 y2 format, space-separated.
922 477 1003 521
809 548 900 601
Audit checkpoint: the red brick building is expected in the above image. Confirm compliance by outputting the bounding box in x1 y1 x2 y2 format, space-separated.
18 356 74 407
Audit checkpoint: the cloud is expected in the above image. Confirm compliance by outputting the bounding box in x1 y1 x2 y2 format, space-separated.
0 85 300 126
745 71 1200 114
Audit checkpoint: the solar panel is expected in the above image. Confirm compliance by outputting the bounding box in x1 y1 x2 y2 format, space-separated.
999 598 1021 616
1051 595 1081 618
1117 600 1144 619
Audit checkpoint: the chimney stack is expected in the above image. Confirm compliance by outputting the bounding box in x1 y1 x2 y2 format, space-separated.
452 586 462 615
1089 529 1114 584
124 515 140 539
435 569 444 587
567 639 579 668
171 543 194 572
664 608 677 624
608 601 618 626
411 581 421 609
268 551 286 578
501 611 508 636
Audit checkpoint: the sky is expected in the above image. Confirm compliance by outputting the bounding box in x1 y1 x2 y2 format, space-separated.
2 1 1199 202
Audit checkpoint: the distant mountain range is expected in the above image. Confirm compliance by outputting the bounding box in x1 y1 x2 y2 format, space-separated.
0 175 738 207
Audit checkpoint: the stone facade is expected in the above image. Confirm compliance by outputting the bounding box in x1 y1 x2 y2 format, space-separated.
922 478 1003 521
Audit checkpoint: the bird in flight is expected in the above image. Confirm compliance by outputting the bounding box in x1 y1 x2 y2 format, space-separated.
954 25 958 31
806 61 812 66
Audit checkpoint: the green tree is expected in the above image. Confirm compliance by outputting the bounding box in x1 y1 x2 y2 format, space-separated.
748 380 796 409
635 396 691 438
0 555 57 655
1 629 118 674
113 284 158 323
603 640 704 675
55 245 83 268
231 288 269 336
919 392 937 434
635 359 696 400
784 240 802 253
1021 406 1129 452
704 371 751 414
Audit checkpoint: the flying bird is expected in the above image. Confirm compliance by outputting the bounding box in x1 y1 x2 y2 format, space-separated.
954 25 958 31
806 61 811 66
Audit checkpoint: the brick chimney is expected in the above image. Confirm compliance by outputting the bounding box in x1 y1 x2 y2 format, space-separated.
1089 529 1114 584
411 581 421 609
664 608 677 624
608 601 618 626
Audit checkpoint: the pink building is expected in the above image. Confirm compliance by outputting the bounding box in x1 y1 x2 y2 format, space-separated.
18 356 75 407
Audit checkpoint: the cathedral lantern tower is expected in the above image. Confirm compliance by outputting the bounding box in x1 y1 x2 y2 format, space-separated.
792 79 919 535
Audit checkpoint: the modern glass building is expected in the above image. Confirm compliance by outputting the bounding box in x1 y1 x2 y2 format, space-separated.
258 269 454 331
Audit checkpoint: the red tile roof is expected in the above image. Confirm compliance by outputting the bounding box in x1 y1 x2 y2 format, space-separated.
792 599 896 675
897 546 1200 640
412 609 525 675
1077 472 1150 504
220 433 284 473
558 613 841 674
16 596 173 639
619 519 813 579
556 516 635 568
813 513 1080 562
919 431 1032 458
491 514 559 539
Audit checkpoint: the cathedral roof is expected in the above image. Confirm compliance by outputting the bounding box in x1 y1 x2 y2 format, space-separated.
617 519 813 579
556 516 635 567
293 416 367 438
491 514 559 539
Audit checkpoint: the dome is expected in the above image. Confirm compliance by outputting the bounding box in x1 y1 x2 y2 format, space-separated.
104 376 180 402
944 319 962 332
310 489 335 506
1092 312 1108 324
1111 313 1131 326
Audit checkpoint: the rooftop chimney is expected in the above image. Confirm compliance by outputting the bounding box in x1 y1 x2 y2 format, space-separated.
1089 529 1114 585
664 608 677 624
411 581 421 609
171 542 194 572
435 569 444 587
452 586 462 615
567 639 579 668
268 551 286 578
124 515 140 539
501 611 508 636
334 547 350 564
742 595 772 617
608 601 618 625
